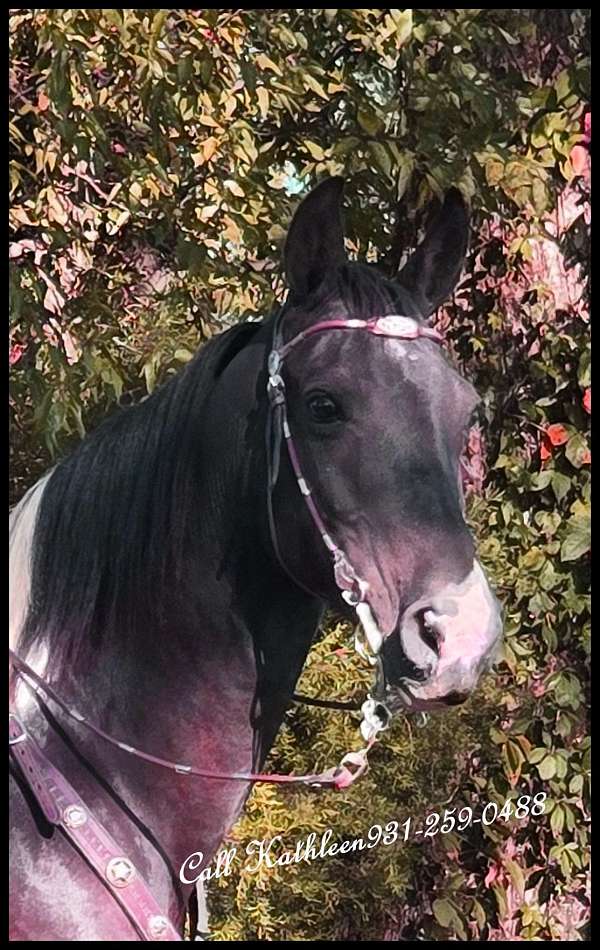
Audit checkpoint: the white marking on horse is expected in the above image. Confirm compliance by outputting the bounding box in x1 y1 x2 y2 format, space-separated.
384 339 407 360
10 474 52 709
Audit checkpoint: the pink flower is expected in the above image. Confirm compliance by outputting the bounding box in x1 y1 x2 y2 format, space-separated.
571 144 589 177
9 343 25 366
484 863 500 888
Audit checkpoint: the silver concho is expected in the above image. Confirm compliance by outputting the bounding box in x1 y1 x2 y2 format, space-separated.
106 856 136 888
147 915 170 939
374 315 419 338
62 804 88 828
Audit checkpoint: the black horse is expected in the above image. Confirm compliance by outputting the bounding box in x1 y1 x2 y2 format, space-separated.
9 178 502 940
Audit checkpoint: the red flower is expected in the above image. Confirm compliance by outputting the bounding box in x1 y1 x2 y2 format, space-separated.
540 434 553 462
546 424 570 446
583 388 591 414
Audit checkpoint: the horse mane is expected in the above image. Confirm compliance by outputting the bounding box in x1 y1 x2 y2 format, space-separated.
19 319 263 675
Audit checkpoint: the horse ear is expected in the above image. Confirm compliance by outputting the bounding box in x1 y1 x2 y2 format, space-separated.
396 188 469 317
284 177 347 297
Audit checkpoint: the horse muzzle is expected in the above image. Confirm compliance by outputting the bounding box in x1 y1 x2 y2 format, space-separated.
380 560 503 711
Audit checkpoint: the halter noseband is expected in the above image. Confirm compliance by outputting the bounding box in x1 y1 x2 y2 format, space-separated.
266 312 443 670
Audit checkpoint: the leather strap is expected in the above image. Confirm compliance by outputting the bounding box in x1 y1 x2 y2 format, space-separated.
9 653 372 790
9 714 182 941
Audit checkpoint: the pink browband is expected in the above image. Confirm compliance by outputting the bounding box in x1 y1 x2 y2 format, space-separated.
276 315 443 360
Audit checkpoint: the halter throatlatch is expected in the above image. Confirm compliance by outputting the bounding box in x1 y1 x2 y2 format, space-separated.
266 313 444 745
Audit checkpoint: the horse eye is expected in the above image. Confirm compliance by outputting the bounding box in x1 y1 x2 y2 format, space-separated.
306 392 341 424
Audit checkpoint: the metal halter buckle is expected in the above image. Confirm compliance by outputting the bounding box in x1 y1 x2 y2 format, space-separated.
147 915 171 939
63 804 88 828
267 350 282 376
267 373 285 406
8 713 27 745
332 749 370 789
360 696 392 742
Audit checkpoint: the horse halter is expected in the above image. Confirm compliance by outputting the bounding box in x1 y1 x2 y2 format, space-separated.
265 310 444 735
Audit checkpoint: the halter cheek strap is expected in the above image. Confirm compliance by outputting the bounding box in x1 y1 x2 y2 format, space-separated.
266 312 444 661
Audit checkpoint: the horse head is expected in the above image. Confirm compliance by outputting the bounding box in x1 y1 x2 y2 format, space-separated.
268 177 503 714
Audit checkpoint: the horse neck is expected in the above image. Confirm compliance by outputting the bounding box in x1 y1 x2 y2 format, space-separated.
23 332 323 898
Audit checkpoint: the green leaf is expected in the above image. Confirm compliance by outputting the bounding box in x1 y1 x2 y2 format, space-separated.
493 885 508 919
565 433 590 469
502 739 524 784
555 69 572 103
569 774 584 795
471 899 486 931
519 547 545 571
368 142 392 180
530 470 552 490
537 755 557 780
531 178 547 214
395 154 414 200
432 898 457 929
149 10 168 55
578 350 591 387
561 505 591 561
390 9 413 47
505 858 526 899
303 73 328 100
303 140 325 161
550 803 565 835
528 747 549 764
551 471 571 504
538 560 559 591
498 26 520 45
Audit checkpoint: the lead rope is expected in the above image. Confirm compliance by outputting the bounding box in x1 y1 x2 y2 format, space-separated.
9 651 379 790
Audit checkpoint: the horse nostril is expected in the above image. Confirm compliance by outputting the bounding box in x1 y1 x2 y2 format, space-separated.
382 628 435 685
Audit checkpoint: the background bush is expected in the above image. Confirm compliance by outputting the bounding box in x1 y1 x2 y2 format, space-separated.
10 9 590 940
